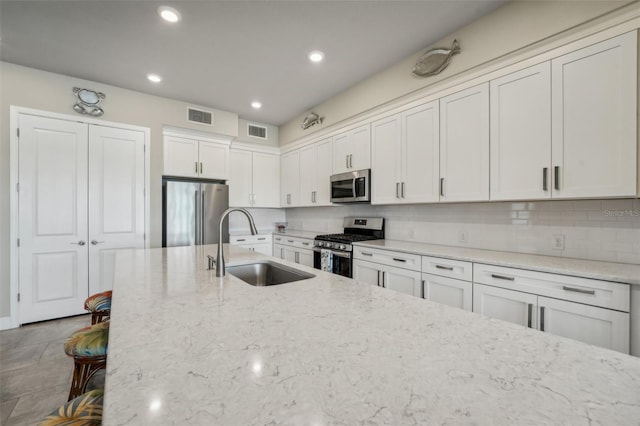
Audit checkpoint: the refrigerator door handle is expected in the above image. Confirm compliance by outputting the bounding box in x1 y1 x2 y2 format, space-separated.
194 190 201 245
201 191 206 243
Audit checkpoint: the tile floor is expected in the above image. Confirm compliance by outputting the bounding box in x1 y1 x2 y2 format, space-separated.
1 314 91 425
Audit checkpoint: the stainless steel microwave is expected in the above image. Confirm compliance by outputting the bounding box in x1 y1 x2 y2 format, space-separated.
330 169 370 203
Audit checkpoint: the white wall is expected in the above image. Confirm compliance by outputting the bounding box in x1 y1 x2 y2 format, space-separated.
0 62 241 318
279 0 632 145
286 199 640 264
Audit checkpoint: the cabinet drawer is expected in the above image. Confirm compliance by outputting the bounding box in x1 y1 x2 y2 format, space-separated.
422 256 472 281
353 246 421 272
473 263 630 311
274 235 314 250
230 234 272 245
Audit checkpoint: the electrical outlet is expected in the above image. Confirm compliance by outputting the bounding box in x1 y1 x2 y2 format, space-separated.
552 234 565 251
458 230 468 244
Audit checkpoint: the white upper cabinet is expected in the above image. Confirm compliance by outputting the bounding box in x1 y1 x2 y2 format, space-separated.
439 83 489 202
229 149 280 208
551 31 637 198
252 152 280 207
299 137 333 206
490 63 552 200
164 135 229 180
372 101 439 205
281 150 300 207
332 124 371 174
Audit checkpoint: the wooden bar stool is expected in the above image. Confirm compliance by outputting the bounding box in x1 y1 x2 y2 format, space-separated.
84 290 112 324
64 320 109 401
40 389 104 425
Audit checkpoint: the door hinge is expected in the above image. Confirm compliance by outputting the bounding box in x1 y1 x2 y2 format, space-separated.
17 238 20 247
17 293 20 302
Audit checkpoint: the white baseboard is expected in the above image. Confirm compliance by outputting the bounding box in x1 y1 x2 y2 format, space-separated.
0 316 18 330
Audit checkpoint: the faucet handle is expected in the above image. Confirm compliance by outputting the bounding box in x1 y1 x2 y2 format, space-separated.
207 255 216 270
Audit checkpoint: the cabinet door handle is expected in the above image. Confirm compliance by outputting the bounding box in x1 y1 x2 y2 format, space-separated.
396 182 400 198
401 182 405 198
542 167 548 191
257 237 266 241
71 240 86 246
295 252 299 263
195 161 198 173
377 270 381 286
491 273 514 281
361 252 373 256
280 248 284 258
421 280 425 299
382 271 386 288
540 306 545 332
527 303 533 328
236 238 246 242
287 194 291 204
562 286 595 295
440 178 445 197
200 162 203 174
435 265 453 271
554 166 560 190
346 155 349 169
349 154 353 168
90 240 104 245
392 258 406 263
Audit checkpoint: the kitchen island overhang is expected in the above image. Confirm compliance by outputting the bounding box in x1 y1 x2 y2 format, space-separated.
103 245 640 425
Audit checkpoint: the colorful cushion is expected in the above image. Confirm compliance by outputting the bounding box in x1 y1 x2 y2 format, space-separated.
40 389 103 426
83 291 112 313
64 321 109 357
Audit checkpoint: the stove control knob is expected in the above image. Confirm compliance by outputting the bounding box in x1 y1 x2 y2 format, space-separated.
340 244 347 250
317 241 323 247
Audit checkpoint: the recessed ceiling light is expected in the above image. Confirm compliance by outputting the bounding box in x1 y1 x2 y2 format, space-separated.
147 73 162 83
158 6 181 23
308 50 324 63
251 101 262 109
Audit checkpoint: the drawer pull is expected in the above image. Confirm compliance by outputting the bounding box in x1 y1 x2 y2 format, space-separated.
491 273 514 281
393 258 407 263
361 252 373 256
302 242 310 246
562 286 595 295
257 238 266 241
287 239 294 243
435 265 454 271
236 238 246 242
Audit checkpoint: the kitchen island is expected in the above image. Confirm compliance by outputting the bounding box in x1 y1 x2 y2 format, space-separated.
104 245 640 425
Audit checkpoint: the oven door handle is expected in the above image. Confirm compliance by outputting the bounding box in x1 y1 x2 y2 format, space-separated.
312 247 351 258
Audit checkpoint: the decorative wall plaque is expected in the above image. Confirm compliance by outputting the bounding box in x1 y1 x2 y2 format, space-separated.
73 87 106 116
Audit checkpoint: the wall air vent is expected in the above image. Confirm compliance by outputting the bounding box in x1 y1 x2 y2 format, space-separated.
247 123 267 140
187 108 213 126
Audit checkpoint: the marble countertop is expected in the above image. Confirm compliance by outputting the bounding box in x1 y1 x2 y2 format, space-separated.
355 240 640 286
103 245 640 425
272 229 319 240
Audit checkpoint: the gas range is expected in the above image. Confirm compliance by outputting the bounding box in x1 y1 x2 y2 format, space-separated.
313 217 384 278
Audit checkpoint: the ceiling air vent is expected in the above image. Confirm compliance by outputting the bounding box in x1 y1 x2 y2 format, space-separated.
247 123 267 139
187 108 213 126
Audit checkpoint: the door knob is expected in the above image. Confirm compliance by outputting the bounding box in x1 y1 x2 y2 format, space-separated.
71 240 86 246
91 240 105 245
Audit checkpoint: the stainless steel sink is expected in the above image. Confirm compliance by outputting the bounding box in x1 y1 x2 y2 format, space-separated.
226 261 315 286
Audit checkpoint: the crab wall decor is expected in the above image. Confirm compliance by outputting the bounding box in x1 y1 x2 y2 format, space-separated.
73 87 106 117
301 112 323 130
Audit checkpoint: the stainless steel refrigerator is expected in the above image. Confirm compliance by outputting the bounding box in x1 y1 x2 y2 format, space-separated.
162 178 229 247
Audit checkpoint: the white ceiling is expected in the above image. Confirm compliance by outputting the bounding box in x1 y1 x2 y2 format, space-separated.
0 0 507 125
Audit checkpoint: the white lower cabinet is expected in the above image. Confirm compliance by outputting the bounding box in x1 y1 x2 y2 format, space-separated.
421 256 473 311
473 264 630 354
272 235 313 267
230 234 272 255
353 259 421 297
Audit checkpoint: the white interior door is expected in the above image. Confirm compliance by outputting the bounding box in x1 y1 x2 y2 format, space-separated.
18 114 89 324
88 125 145 295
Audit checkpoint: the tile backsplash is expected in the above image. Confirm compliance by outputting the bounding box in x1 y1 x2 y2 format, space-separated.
285 199 640 264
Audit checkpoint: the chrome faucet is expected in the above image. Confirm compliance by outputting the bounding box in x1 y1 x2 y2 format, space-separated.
215 208 258 277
